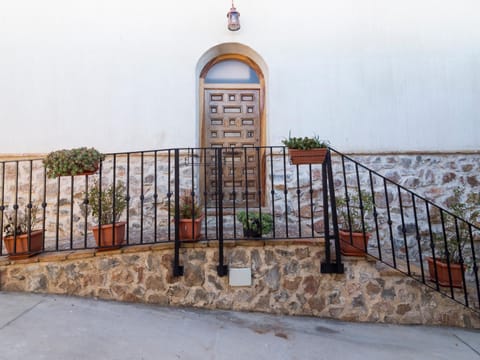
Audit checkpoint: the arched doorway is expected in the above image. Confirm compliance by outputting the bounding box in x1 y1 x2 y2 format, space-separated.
198 45 267 208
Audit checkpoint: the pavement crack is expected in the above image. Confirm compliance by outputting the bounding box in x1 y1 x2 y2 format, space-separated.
0 300 44 330
454 334 480 357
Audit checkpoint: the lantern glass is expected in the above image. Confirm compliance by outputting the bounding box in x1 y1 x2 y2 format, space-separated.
227 6 240 31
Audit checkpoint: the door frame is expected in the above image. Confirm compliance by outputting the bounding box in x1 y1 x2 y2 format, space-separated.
199 54 267 207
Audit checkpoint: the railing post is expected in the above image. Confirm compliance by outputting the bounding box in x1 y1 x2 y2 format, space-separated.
321 150 344 274
216 148 228 277
173 149 184 277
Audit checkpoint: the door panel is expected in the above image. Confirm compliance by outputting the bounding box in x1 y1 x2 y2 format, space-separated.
204 89 261 207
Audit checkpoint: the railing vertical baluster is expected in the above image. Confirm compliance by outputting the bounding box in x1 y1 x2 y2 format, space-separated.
98 162 103 248
256 147 262 226
202 148 208 240
369 171 381 261
13 162 19 254
340 156 353 245
173 149 183 276
217 148 228 276
140 152 144 244
55 173 60 251
282 147 289 237
426 202 440 291
112 154 117 246
42 163 47 252
454 218 468 306
468 224 480 307
0 162 5 256
70 175 74 249
440 210 455 298
167 150 172 241
398 187 411 275
243 147 249 232
154 151 158 242
83 175 89 249
269 147 276 238
412 196 425 283
126 153 130 245
383 180 396 268
308 164 314 237
295 164 301 238
190 149 196 241
27 160 33 253
355 163 367 253
232 147 237 239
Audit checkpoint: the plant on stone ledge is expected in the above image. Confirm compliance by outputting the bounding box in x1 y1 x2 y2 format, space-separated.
3 205 40 236
43 147 105 178
237 211 273 238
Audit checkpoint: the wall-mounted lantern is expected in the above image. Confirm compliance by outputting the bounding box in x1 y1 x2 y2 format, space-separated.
227 1 240 31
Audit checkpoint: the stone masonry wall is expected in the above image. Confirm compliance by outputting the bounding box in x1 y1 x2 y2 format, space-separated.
1 240 479 328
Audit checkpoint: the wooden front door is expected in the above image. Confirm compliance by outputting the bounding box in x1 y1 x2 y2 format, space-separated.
203 87 262 207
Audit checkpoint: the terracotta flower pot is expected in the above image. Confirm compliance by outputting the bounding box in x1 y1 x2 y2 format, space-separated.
92 221 126 250
338 230 370 256
178 217 203 241
427 257 465 288
288 148 328 165
3 230 43 259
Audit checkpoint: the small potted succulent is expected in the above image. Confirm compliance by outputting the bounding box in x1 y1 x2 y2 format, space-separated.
336 190 374 256
84 180 127 249
428 187 479 288
282 133 329 165
237 210 273 238
173 191 204 241
43 147 105 178
2 205 43 259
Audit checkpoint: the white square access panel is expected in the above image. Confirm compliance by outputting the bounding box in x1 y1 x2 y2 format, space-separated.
229 268 252 287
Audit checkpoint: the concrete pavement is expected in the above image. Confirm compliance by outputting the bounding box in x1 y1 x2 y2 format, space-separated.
0 292 479 360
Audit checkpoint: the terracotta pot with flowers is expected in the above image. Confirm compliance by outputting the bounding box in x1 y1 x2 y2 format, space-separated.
174 191 204 241
2 205 43 259
84 180 127 249
428 187 479 288
336 190 374 256
282 133 329 165
43 147 105 178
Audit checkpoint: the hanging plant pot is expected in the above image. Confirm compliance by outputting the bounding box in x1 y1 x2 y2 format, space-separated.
3 230 43 259
92 222 126 250
178 217 203 241
288 148 328 165
427 257 465 288
338 230 370 256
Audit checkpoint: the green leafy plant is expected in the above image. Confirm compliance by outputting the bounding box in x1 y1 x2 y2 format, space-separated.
85 180 127 225
336 190 374 233
237 211 273 236
43 147 105 178
433 187 479 263
172 191 202 219
282 133 328 150
3 205 40 237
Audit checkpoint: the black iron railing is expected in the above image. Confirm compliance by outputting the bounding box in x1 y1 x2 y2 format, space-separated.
0 147 340 266
330 147 480 312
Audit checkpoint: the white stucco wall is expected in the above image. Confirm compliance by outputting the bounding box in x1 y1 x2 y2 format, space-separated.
0 0 478 154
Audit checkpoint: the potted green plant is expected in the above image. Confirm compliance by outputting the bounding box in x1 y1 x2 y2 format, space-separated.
2 205 43 259
85 180 127 249
428 187 479 288
43 147 105 178
173 191 203 241
237 210 273 238
336 190 374 256
282 133 329 165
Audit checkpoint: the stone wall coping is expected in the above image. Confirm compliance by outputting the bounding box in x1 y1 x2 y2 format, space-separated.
0 238 325 267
